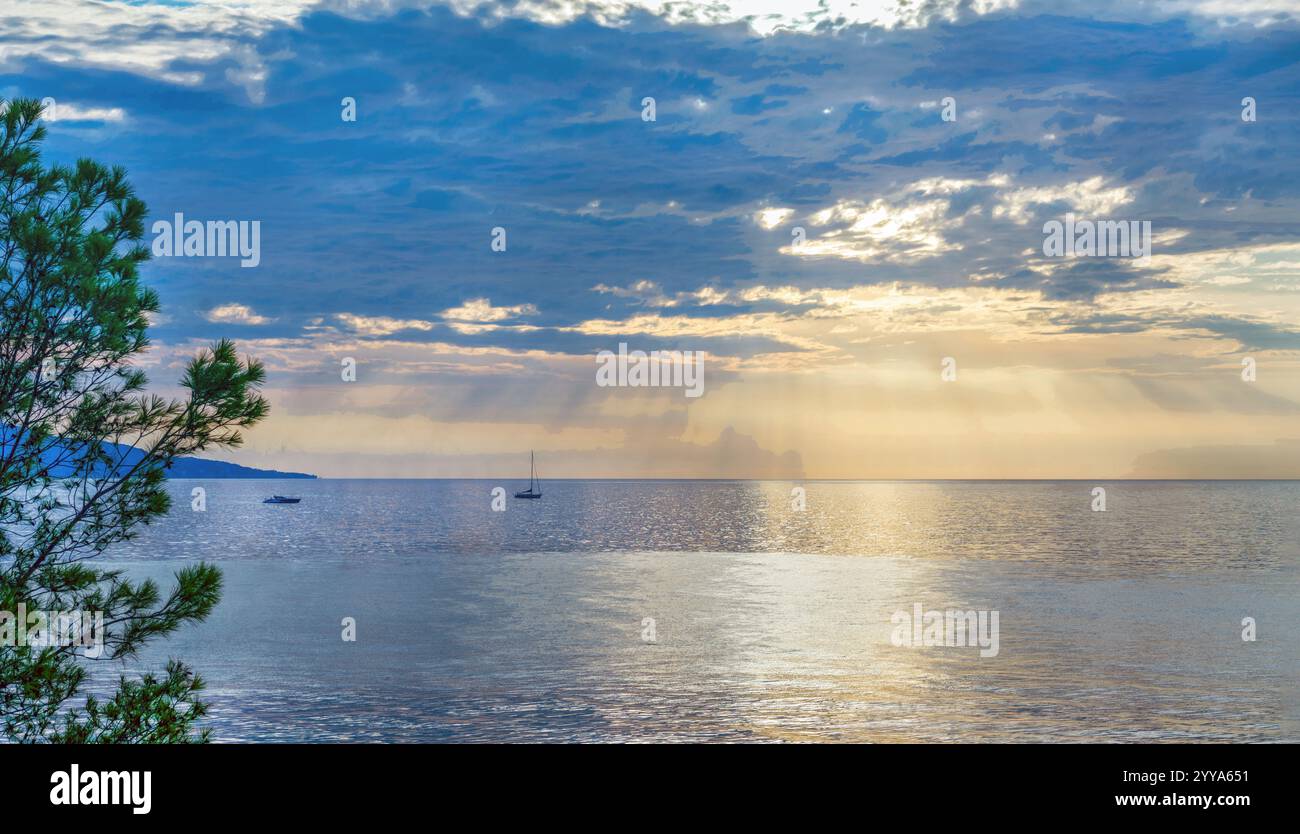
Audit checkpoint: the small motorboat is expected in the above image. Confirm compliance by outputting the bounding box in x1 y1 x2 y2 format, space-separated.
263 495 301 504
514 451 542 499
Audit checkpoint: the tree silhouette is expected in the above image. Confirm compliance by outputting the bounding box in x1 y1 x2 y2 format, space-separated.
0 98 268 742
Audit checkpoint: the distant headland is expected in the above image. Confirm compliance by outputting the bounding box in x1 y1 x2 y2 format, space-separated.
165 457 316 479
1 428 316 479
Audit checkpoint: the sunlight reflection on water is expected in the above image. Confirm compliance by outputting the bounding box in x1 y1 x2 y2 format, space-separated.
96 480 1298 742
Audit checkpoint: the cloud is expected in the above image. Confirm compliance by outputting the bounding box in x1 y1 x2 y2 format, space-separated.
41 102 127 123
10 0 1300 476
335 313 435 336
440 298 539 334
205 303 275 325
775 174 1137 267
754 207 794 230
441 298 538 323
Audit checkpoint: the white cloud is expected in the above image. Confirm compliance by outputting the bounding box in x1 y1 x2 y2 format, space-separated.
42 102 127 123
593 279 673 306
992 175 1133 224
206 303 274 325
442 0 1022 35
781 174 1138 264
439 298 539 334
593 281 739 308
336 313 434 336
755 207 794 229
441 298 537 322
0 0 310 96
792 194 957 263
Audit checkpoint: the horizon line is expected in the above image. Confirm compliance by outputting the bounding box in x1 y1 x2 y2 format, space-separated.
168 476 1300 482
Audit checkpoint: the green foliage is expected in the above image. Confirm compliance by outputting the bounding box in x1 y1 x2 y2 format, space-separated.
0 97 269 743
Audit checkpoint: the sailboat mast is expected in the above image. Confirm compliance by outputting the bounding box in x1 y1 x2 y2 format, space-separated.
530 450 536 490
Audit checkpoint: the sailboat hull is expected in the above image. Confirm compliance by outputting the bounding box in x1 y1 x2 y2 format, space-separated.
513 491 542 499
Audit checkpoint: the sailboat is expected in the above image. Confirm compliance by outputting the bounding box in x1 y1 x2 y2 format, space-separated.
514 450 542 499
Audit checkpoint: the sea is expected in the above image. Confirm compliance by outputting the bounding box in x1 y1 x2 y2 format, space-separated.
90 479 1299 742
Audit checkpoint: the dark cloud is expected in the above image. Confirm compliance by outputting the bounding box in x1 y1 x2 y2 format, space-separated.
4 4 1298 360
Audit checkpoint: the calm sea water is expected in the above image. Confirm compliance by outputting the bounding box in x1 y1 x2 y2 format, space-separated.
95 479 1298 742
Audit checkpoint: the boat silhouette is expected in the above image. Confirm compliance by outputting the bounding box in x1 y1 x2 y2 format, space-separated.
263 495 301 504
514 451 541 499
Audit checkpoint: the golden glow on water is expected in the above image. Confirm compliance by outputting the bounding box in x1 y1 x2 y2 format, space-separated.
106 479 1298 742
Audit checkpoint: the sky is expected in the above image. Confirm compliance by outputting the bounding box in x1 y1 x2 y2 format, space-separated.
3 0 1300 478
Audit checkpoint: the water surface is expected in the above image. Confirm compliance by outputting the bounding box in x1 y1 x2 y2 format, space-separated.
98 480 1298 742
